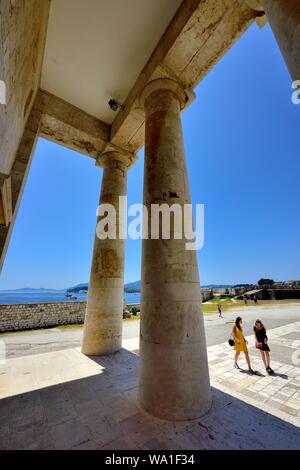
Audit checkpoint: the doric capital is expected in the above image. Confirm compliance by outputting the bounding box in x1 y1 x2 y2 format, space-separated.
243 1 267 28
140 78 195 111
96 143 137 170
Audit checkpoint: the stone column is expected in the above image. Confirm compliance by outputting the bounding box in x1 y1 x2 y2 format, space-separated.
261 0 300 81
82 149 135 356
138 78 211 421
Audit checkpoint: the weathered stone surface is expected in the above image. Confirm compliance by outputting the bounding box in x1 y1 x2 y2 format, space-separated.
0 0 50 174
35 90 110 159
110 0 255 153
244 0 264 12
0 174 12 226
82 151 135 356
0 301 86 332
261 0 300 81
1 0 296 280
138 79 211 421
0 99 42 270
1 344 300 450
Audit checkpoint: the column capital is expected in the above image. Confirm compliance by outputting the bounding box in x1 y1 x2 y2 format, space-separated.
96 143 137 170
140 78 195 111
244 1 267 28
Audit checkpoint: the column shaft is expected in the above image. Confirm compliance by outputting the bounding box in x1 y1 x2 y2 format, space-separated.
139 80 211 421
82 154 126 356
262 0 300 81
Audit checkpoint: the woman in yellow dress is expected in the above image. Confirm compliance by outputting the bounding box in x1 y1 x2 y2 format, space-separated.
232 316 254 373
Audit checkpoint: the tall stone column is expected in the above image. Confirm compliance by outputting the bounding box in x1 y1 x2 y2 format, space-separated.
82 149 135 356
261 0 299 81
138 78 211 421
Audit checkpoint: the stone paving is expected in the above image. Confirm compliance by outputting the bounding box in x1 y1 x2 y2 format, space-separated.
0 323 300 450
208 321 300 426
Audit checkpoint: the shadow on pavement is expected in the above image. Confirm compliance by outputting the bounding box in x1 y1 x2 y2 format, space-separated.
0 348 299 450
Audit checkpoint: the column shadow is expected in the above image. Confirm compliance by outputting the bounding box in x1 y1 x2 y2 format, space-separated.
0 347 299 450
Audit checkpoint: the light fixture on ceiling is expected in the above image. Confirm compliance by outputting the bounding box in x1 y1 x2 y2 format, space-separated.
108 98 125 112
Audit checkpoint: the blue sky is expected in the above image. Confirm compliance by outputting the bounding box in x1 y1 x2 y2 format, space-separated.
0 23 299 290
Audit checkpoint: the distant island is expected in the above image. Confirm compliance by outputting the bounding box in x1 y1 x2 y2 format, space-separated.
65 280 235 294
122 281 141 293
2 279 298 295
65 283 89 294
0 281 238 294
0 287 63 293
66 280 141 294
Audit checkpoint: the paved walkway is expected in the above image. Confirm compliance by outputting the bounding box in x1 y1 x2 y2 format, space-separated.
0 321 300 449
209 321 300 426
2 302 300 357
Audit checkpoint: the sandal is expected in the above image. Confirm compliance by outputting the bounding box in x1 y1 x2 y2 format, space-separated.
234 363 240 369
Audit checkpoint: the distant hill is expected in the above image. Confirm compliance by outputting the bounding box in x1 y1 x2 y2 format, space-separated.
66 280 142 294
124 280 141 293
1 281 235 295
66 283 89 293
124 282 235 292
0 287 62 292
202 284 234 288
66 280 235 294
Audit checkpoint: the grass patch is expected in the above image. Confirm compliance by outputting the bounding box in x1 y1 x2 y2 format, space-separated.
1 299 299 335
123 313 140 322
202 297 300 315
0 323 85 336
55 324 84 330
202 297 244 314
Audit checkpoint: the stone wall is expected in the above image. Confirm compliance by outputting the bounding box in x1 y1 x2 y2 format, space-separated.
201 288 214 302
0 293 216 332
269 289 300 300
0 301 142 332
212 288 236 296
0 301 86 332
244 289 300 300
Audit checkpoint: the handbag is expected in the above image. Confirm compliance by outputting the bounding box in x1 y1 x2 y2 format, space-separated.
256 341 263 350
228 336 235 347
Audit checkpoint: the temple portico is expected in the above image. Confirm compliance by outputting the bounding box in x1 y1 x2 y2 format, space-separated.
0 0 299 423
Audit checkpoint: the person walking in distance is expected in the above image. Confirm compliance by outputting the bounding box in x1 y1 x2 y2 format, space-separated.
232 316 254 373
217 303 223 318
254 320 274 375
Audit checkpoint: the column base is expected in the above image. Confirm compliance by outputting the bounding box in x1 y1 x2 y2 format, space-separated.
138 394 212 422
81 343 122 357
138 339 212 421
81 307 123 356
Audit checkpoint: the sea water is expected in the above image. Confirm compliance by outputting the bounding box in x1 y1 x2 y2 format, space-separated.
0 291 141 305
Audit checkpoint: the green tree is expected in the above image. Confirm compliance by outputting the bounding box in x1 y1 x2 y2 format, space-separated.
258 278 274 286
